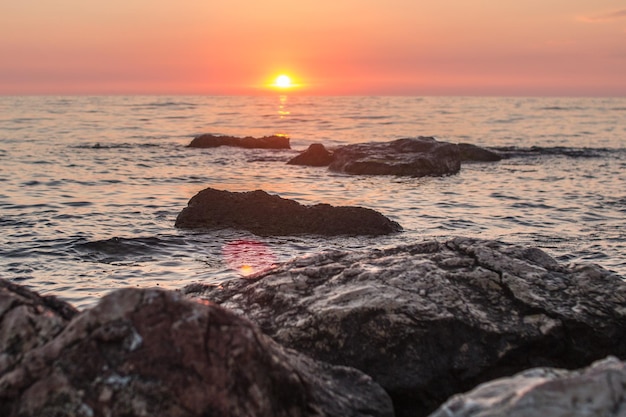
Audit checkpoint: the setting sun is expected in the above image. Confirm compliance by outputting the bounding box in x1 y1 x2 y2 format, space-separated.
274 75 292 89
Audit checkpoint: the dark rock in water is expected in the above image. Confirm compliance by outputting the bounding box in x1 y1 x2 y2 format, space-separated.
287 143 334 166
329 137 462 176
0 283 393 417
0 280 78 375
429 356 626 417
184 237 626 417
457 143 502 162
175 187 402 236
187 133 290 149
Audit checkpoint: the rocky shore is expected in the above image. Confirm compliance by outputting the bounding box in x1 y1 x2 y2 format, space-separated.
2 238 625 417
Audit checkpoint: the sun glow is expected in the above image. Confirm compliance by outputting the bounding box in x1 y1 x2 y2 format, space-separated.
274 74 293 89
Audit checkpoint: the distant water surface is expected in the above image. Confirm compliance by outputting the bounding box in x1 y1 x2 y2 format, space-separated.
0 96 624 308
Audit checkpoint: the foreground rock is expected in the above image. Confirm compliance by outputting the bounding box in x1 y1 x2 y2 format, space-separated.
184 237 626 417
188 133 290 149
287 137 502 176
0 282 393 417
0 280 78 376
429 356 626 417
175 188 402 236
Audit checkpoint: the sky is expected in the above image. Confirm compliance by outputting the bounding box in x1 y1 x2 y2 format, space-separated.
1 0 625 96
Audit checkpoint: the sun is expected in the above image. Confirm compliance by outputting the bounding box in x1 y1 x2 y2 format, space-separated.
274 74 293 89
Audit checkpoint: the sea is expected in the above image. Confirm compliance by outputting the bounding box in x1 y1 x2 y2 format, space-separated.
1 95 624 309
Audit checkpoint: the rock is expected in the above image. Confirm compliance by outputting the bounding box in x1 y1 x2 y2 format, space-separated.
328 137 462 176
187 134 290 149
175 188 402 236
429 356 626 417
184 237 626 417
0 280 78 376
457 143 502 162
287 143 334 166
0 283 393 417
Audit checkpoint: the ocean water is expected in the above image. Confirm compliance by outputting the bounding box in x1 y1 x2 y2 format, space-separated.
1 95 624 309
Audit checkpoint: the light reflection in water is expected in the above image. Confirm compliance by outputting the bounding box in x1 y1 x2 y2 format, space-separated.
222 239 277 277
278 95 290 119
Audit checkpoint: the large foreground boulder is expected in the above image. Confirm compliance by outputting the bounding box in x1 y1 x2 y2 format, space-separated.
175 188 402 236
0 282 393 417
326 137 500 176
429 356 626 417
188 134 290 149
184 237 626 417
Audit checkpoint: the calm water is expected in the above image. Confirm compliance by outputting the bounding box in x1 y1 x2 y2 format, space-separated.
1 96 625 309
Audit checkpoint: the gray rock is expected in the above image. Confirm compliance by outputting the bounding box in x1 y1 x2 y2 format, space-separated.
287 143 334 166
429 356 626 417
187 133 290 149
0 283 393 417
184 237 626 417
328 137 462 176
175 187 402 236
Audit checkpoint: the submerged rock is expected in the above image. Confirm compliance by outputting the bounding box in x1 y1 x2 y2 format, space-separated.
0 283 393 417
429 356 626 417
184 237 626 417
287 143 334 166
457 143 502 162
174 187 402 236
187 133 290 149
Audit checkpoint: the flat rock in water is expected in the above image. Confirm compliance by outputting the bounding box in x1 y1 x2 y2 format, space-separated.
0 282 393 417
184 237 626 417
429 356 626 417
187 133 290 149
174 188 402 236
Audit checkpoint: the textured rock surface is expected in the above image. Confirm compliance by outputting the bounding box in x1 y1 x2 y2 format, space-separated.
328 137 462 176
287 143 334 166
175 187 402 236
184 237 626 417
187 133 290 149
0 284 393 417
0 280 78 376
429 356 626 417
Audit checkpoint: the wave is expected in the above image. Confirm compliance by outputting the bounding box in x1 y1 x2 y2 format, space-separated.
73 236 183 264
490 146 624 159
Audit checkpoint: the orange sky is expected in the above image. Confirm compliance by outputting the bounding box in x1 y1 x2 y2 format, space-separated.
1 1 625 96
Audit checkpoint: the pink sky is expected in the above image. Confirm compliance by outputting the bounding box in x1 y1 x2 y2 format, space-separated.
1 1 625 96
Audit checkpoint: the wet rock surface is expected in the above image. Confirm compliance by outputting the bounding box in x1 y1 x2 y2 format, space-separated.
0 283 393 417
184 237 626 417
187 133 290 149
429 356 626 417
175 187 402 236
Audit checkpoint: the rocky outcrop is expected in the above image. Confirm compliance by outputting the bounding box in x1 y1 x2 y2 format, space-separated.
287 143 334 166
0 282 393 417
187 134 290 149
329 137 462 176
287 138 501 175
184 237 626 417
429 356 626 417
175 188 402 236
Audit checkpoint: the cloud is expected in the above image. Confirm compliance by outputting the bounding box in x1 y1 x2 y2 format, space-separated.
580 9 626 22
